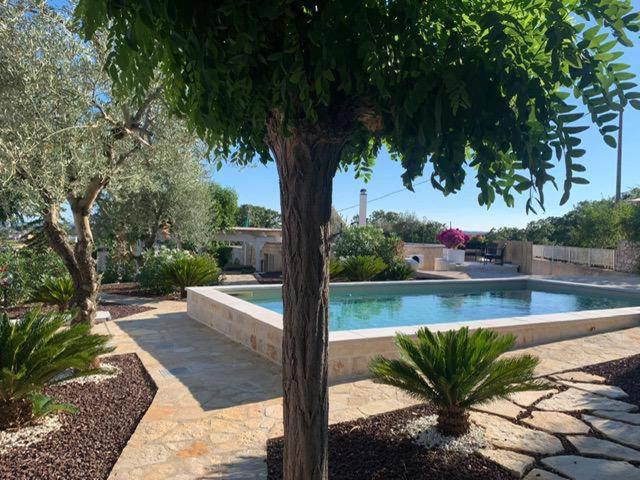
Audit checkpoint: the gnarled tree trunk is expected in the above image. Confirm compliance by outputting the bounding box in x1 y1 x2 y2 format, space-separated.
268 118 345 480
68 196 100 325
42 180 104 325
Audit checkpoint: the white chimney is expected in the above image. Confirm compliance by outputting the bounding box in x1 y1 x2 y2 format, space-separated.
359 188 367 226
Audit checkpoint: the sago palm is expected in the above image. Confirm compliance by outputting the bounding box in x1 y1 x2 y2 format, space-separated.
341 255 387 281
30 275 75 311
161 255 220 298
369 327 549 436
0 310 113 430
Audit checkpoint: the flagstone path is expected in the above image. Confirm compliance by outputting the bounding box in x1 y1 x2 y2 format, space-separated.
93 299 640 479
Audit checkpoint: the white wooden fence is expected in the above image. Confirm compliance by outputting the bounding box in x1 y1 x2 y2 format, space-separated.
532 244 616 270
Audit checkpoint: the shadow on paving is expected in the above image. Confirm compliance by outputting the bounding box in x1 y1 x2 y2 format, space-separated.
201 455 268 479
115 311 283 411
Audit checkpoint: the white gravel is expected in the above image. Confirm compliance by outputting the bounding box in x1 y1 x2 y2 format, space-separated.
0 415 62 454
56 364 121 386
402 414 488 454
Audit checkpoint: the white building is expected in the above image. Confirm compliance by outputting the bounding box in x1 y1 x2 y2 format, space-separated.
214 227 283 273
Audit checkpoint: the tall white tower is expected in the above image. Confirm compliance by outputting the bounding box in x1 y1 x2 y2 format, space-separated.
358 188 367 226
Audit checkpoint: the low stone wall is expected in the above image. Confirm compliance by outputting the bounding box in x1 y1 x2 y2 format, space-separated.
402 243 443 270
531 259 623 277
186 279 640 380
504 241 532 274
615 241 640 273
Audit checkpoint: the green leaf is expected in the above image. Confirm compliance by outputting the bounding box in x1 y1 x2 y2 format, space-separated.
597 113 618 123
603 134 617 148
558 112 583 123
572 177 590 184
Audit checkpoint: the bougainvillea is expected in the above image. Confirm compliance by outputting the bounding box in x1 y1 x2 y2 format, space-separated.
437 228 468 249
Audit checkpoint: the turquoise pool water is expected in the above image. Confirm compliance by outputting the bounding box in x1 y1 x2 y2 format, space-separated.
231 283 640 331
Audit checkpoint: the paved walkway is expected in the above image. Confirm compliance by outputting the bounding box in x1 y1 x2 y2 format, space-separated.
94 298 640 480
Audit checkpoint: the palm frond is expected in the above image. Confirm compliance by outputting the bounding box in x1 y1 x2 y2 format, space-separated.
0 309 113 428
369 326 547 416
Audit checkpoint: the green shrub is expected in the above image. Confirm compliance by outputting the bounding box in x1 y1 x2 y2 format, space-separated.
101 255 138 284
0 248 67 307
206 242 233 268
30 275 76 311
341 255 387 281
334 226 402 264
137 248 192 294
0 310 113 430
378 258 414 281
369 327 548 436
329 258 345 281
161 255 221 298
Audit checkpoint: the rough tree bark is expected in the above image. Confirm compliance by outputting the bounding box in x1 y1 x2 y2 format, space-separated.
267 115 347 479
42 177 106 325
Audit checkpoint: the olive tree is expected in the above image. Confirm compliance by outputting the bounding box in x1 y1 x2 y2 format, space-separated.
0 1 168 323
76 0 640 477
93 132 213 250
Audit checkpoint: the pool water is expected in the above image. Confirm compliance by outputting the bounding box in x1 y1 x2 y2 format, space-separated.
232 284 640 331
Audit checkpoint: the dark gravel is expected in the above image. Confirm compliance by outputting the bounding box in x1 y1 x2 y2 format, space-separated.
99 303 154 319
0 354 157 480
581 353 640 407
266 404 512 480
3 303 153 320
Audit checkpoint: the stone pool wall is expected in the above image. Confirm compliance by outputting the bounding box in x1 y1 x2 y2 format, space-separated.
187 279 640 380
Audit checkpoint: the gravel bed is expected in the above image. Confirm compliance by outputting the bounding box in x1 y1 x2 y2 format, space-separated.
266 404 512 480
403 414 488 453
99 303 155 319
0 354 156 480
581 353 640 407
3 303 153 320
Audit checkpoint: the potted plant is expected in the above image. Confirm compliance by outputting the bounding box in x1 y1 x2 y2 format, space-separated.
436 228 468 264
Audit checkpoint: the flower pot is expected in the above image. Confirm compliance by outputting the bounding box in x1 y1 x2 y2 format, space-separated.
444 248 465 264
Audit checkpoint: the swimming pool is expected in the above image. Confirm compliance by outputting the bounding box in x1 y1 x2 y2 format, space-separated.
187 278 640 379
231 283 640 331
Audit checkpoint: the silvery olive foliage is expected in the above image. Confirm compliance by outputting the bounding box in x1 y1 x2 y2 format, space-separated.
93 129 214 249
0 0 200 224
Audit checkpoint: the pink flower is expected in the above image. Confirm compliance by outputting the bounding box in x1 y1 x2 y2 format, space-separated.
437 228 467 249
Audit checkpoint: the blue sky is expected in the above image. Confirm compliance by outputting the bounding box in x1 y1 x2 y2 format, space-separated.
209 6 640 231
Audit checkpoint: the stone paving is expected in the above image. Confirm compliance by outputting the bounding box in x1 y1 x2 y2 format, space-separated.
94 299 640 479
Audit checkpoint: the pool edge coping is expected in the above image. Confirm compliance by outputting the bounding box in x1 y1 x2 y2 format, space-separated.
186 277 640 379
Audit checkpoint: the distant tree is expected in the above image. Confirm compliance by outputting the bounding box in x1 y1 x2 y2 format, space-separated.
210 184 239 232
368 210 445 243
568 199 634 249
485 227 527 243
77 0 640 475
235 204 282 228
93 144 212 250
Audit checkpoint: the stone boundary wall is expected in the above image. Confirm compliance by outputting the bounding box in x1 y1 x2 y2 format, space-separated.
504 241 533 274
402 243 443 270
531 259 625 277
615 241 640 274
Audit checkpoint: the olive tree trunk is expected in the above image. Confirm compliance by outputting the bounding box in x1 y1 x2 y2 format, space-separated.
42 180 104 325
268 123 344 479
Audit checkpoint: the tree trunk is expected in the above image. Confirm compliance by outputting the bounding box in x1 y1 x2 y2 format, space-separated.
42 202 99 325
268 123 344 479
69 198 100 325
436 405 470 437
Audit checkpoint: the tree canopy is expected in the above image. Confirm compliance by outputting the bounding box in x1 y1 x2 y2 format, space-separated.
93 148 214 249
485 194 640 249
74 1 640 476
235 204 282 228
367 210 446 243
77 0 640 212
